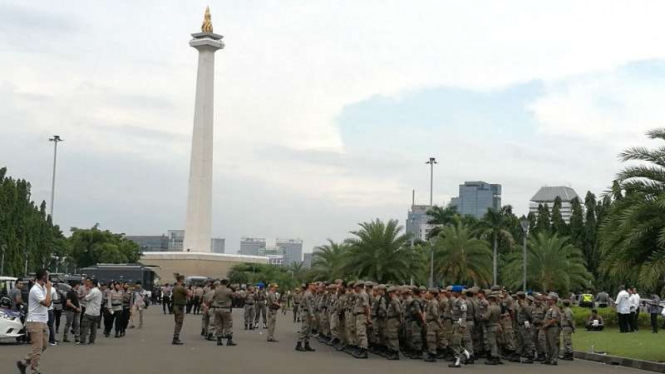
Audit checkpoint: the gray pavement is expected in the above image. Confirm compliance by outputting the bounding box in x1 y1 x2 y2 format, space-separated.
0 308 644 374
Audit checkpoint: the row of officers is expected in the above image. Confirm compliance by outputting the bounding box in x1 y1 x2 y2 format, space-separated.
293 281 575 367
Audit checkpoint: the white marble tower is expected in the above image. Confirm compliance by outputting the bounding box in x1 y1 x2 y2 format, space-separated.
183 7 224 253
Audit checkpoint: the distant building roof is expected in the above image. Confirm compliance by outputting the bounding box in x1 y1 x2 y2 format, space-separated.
530 186 579 202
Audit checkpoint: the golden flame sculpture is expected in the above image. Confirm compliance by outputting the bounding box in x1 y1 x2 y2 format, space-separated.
201 6 213 33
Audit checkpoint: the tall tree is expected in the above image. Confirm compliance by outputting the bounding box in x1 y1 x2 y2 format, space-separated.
345 219 423 284
600 129 665 291
476 207 514 285
68 224 142 268
426 205 459 240
433 223 492 286
535 204 551 234
310 239 349 281
551 196 569 236
583 191 599 277
569 197 585 251
503 232 592 294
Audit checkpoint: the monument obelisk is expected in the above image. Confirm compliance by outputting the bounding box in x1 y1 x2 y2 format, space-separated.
183 7 224 253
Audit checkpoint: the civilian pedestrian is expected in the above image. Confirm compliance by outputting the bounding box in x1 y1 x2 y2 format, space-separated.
130 282 145 329
80 279 102 345
46 283 58 346
16 269 52 374
629 288 640 332
63 281 82 344
649 294 661 333
615 285 631 333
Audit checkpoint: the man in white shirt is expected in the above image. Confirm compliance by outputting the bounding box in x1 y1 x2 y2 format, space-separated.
630 288 641 332
80 279 103 345
615 285 631 333
16 269 52 374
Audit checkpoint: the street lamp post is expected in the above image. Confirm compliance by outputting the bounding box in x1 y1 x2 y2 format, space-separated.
49 135 64 219
520 218 530 292
425 157 437 287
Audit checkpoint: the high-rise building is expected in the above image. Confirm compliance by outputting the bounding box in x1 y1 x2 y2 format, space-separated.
529 186 580 223
302 252 313 269
449 181 501 219
239 237 266 256
406 204 432 241
277 238 303 266
167 230 185 251
125 235 169 252
210 238 225 254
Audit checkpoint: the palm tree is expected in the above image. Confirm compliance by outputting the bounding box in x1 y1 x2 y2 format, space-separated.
476 207 514 286
503 232 591 294
599 129 665 290
426 205 459 240
285 261 307 284
345 219 423 284
311 239 349 281
432 223 492 286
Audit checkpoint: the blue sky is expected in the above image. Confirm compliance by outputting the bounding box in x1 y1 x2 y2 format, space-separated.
2 1 665 253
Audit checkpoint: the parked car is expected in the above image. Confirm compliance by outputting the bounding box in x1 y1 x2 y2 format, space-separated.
0 295 24 341
0 276 17 298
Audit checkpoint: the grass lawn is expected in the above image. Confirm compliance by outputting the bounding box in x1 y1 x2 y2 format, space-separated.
574 328 665 362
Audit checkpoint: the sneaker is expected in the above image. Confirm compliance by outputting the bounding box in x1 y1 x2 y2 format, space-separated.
50 341 58 346
75 340 80 345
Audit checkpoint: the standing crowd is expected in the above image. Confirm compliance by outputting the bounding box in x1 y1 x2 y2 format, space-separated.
12 270 148 374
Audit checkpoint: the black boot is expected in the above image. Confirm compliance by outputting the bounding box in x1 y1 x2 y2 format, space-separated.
226 337 237 346
217 337 223 346
354 348 368 359
201 328 206 336
172 337 183 345
304 342 316 352
387 350 400 360
244 324 248 330
295 342 305 351
485 357 498 365
424 353 437 362
522 356 534 364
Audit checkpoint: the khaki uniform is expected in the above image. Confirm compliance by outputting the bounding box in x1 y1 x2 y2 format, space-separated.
476 298 490 354
438 294 452 351
244 292 256 327
531 303 547 359
172 284 187 339
267 291 279 340
201 289 216 337
354 290 370 349
463 297 475 357
298 290 314 343
450 296 467 358
543 305 561 363
344 293 357 346
425 298 442 355
408 296 424 353
516 300 534 358
292 292 303 323
212 286 234 339
482 301 502 359
561 306 574 355
385 295 402 352
255 289 267 326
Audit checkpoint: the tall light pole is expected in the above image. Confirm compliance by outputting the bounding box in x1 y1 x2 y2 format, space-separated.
49 135 64 219
425 157 437 287
520 218 530 292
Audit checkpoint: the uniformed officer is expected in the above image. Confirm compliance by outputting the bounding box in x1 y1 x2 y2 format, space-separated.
266 284 280 342
424 288 442 362
171 275 189 345
449 286 471 368
292 288 303 323
560 298 575 360
352 281 371 359
531 294 547 361
212 279 236 346
201 281 218 340
515 292 534 363
255 286 267 329
482 292 503 365
244 287 256 330
295 282 316 352
542 294 561 365
343 281 357 354
385 286 402 360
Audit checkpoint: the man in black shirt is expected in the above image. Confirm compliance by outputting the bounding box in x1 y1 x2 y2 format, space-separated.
63 281 82 344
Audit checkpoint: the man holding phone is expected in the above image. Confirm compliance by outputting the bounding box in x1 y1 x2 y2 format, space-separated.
16 269 52 374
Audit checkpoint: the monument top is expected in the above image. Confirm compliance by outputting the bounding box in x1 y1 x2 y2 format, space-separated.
201 6 213 33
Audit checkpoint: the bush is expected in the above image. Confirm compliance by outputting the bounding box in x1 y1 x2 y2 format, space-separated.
571 306 651 328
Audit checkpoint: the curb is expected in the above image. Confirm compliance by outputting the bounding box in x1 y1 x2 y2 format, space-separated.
575 351 665 373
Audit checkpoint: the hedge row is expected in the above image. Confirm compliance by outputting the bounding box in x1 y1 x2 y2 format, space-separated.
571 306 654 328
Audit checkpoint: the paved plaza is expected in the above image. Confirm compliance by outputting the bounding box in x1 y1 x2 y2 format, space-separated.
0 308 645 374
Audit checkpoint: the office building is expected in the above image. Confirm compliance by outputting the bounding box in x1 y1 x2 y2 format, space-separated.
529 186 579 223
167 230 185 251
239 237 266 256
125 235 169 252
277 238 303 265
267 255 284 266
449 181 501 219
406 204 432 241
303 252 313 269
210 238 225 254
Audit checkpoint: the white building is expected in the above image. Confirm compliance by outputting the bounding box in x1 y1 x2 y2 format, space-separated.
210 238 225 254
405 205 433 241
277 238 303 266
239 237 266 256
529 186 580 223
167 230 185 251
267 255 284 266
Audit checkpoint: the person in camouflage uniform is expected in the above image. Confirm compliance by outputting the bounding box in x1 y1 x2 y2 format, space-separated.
476 289 490 359
531 294 547 361
343 281 357 354
424 288 442 362
408 288 425 359
560 298 575 361
449 286 471 368
542 294 561 365
482 292 503 365
385 286 402 360
513 291 534 363
295 283 316 352
461 289 476 363
244 287 256 330
438 287 454 359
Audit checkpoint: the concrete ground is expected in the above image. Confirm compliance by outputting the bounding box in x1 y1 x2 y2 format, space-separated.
0 307 646 374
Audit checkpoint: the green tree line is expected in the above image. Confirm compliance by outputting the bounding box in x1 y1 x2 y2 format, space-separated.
0 167 141 276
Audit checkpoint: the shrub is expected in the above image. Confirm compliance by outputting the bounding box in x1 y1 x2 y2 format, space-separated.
571 306 651 328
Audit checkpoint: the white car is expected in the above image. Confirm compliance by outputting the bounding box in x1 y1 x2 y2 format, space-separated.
0 306 23 339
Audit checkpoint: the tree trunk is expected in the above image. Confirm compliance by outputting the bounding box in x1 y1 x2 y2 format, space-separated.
493 234 498 286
